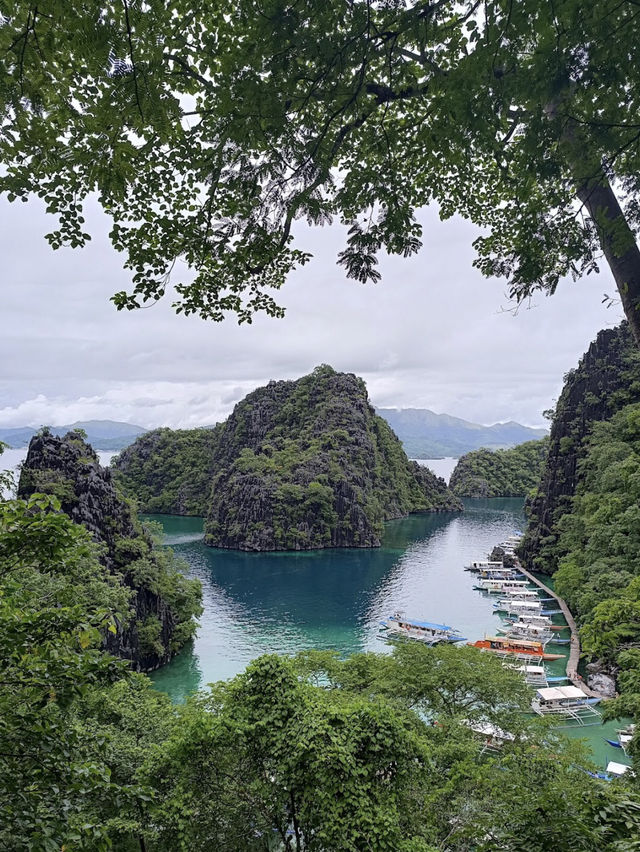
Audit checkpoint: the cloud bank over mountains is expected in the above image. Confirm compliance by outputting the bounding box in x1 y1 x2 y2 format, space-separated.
1 196 623 430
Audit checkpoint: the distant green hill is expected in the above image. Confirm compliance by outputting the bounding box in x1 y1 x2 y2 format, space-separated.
376 409 548 458
449 439 549 498
0 420 146 450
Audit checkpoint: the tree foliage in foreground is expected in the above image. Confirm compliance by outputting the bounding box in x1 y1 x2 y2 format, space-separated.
1 456 639 848
1 2 640 332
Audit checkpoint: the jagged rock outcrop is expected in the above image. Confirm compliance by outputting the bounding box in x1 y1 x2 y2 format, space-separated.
113 425 221 515
520 322 640 574
115 366 462 551
18 429 201 671
204 366 462 551
449 439 548 498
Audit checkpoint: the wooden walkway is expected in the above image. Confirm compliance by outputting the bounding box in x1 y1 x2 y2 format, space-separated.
516 563 603 698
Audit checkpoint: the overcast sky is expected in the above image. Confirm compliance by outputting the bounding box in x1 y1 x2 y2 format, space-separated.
0 194 623 430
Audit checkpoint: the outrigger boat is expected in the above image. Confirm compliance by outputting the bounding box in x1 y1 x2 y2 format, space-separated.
470 636 563 661
380 612 467 645
494 597 542 611
465 560 505 573
605 724 635 754
494 600 545 617
497 622 553 644
503 614 565 631
531 686 602 725
474 578 530 593
519 664 549 687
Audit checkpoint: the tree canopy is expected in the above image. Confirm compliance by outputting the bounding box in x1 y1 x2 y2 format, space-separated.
1 1 640 330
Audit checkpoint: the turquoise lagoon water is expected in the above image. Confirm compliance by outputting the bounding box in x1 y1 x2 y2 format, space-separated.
147 499 631 772
149 498 527 697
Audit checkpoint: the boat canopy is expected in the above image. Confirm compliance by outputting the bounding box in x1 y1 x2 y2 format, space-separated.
393 616 457 632
487 636 542 648
536 686 586 701
606 761 630 777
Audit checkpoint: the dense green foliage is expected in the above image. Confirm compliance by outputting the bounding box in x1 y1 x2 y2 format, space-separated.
114 366 461 550
549 404 640 719
519 327 640 731
450 438 548 498
113 425 221 515
204 366 461 550
17 429 202 669
2 2 640 334
2 449 639 849
521 323 640 574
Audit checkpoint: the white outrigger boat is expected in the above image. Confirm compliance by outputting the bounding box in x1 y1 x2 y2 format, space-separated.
380 612 467 645
498 621 553 644
531 686 602 725
465 560 506 573
519 664 549 687
503 613 565 631
494 599 544 617
474 578 530 593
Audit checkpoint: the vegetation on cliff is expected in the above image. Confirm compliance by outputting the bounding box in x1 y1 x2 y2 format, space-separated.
449 439 548 498
18 429 201 670
520 323 640 575
204 366 462 551
2 490 638 852
113 425 221 515
520 323 640 720
114 366 461 550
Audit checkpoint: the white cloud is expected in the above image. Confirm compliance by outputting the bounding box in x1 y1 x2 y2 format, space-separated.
0 194 623 429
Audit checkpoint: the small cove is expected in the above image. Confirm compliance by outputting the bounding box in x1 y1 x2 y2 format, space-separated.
149 497 631 772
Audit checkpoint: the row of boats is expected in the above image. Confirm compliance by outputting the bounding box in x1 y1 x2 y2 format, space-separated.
379 533 636 776
379 534 604 725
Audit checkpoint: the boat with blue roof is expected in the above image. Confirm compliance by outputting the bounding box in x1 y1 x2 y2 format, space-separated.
380 611 467 645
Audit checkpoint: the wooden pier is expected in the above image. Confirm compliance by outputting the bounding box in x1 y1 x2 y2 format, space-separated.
515 563 603 699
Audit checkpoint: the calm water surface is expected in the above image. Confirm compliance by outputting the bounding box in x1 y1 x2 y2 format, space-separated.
150 498 526 698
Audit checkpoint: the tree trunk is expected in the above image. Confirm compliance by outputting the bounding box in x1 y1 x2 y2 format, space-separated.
576 176 640 346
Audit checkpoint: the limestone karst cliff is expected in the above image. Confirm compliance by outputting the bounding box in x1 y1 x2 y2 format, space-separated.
520 322 640 574
115 366 462 551
18 429 201 670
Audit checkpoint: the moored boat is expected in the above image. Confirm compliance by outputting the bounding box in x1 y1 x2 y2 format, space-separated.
494 598 543 613
497 621 553 644
532 686 602 724
474 578 530 593
380 612 467 645
503 614 565 631
470 636 563 661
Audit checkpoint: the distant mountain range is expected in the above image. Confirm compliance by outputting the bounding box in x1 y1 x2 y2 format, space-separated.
0 420 147 451
376 409 548 458
1 411 547 458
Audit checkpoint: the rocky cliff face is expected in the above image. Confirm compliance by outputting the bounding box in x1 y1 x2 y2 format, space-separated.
18 429 201 670
520 323 640 573
204 366 462 551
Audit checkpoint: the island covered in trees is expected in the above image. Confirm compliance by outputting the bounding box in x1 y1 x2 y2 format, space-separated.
114 366 462 551
449 439 549 498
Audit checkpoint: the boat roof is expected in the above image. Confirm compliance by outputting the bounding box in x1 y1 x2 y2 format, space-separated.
486 636 542 648
392 616 456 632
500 600 541 608
521 665 545 673
536 686 586 700
606 761 630 776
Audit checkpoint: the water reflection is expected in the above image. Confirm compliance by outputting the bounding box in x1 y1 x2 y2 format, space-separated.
149 499 526 700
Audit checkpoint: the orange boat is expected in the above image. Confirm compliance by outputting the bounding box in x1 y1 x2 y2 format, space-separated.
469 636 563 661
